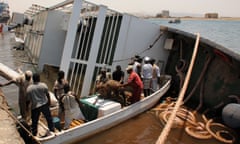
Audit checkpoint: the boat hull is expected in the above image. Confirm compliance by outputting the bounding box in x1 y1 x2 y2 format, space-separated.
39 75 171 144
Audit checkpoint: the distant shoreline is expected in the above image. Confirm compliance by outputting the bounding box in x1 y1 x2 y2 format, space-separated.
146 17 240 21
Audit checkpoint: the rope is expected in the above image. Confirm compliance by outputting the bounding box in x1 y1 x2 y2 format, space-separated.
0 105 41 144
180 40 183 59
175 59 187 89
113 32 163 63
136 32 163 56
195 81 204 112
183 55 212 104
156 33 200 144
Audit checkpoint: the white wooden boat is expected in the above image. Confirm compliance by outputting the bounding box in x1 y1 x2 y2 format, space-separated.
35 75 171 144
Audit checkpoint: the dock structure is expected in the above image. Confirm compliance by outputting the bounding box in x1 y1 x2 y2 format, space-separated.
0 89 24 144
0 32 27 143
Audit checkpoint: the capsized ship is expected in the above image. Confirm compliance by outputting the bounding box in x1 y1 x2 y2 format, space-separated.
4 0 240 143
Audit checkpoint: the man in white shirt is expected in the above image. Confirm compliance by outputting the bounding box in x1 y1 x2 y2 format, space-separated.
150 58 161 92
142 56 152 97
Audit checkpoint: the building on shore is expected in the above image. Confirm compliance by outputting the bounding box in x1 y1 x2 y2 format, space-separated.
156 10 170 18
205 13 218 18
161 10 170 18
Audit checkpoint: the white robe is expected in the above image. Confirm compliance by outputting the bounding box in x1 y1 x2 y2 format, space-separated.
62 92 85 128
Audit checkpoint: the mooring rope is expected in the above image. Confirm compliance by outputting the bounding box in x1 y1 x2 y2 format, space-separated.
152 100 237 143
183 55 212 104
113 32 163 63
136 32 163 56
0 105 41 144
156 33 200 144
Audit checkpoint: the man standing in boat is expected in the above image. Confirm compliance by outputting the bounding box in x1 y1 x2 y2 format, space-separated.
121 65 143 104
60 83 85 129
112 65 124 84
53 70 68 122
26 73 55 136
150 58 161 92
142 56 153 97
0 69 33 123
53 70 68 100
132 55 142 78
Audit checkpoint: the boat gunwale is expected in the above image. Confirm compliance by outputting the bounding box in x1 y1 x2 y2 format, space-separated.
38 75 172 143
167 27 240 61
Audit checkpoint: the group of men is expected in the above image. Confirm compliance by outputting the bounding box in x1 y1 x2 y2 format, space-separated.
131 55 161 97
0 55 161 136
95 64 143 105
53 71 85 130
95 55 161 105
0 70 86 136
0 71 55 136
126 55 161 98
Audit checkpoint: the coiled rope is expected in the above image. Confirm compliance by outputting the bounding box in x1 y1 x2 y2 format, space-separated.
152 100 237 143
206 119 235 144
156 33 200 144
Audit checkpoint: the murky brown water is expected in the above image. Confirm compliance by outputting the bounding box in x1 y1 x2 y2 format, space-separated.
1 33 238 144
73 111 227 144
78 112 161 144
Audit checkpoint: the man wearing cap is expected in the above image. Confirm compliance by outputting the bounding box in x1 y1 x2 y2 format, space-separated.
132 56 142 78
142 56 153 97
0 68 33 122
121 65 143 104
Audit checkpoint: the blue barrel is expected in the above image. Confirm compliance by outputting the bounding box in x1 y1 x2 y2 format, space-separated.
222 103 240 128
52 117 61 131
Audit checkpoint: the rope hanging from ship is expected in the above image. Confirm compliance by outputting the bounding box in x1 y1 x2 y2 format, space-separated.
113 32 163 63
155 33 201 144
183 54 212 104
153 37 236 143
151 98 236 143
175 35 213 104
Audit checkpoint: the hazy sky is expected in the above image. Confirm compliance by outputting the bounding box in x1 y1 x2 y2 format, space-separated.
7 0 240 17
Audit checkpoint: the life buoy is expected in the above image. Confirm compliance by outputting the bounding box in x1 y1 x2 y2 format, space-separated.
222 103 240 128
